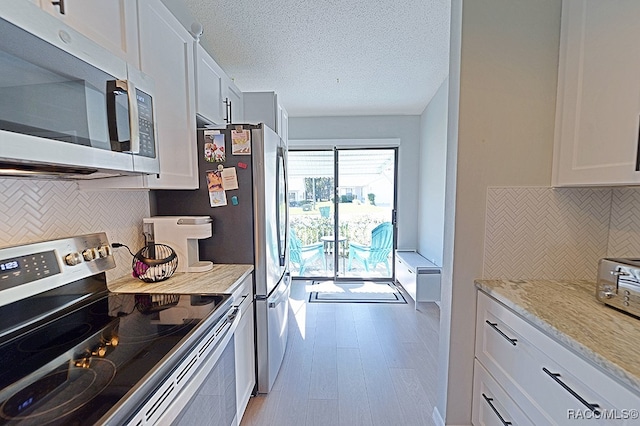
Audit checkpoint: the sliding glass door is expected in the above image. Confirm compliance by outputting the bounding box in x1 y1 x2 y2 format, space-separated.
288 148 397 280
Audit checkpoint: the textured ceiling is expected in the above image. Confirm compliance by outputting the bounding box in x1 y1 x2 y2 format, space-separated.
181 0 451 117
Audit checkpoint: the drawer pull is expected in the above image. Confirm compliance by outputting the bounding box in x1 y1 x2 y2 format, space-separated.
542 367 601 415
485 321 518 346
482 393 512 426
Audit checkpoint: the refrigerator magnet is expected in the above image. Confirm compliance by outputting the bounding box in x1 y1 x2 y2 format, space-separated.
221 167 239 190
206 170 224 192
231 195 239 206
203 130 225 162
209 190 227 207
231 129 251 155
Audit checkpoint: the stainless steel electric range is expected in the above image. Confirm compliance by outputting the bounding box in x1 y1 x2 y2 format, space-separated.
0 233 238 425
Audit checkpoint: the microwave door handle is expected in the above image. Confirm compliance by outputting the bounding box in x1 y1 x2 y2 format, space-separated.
126 80 140 154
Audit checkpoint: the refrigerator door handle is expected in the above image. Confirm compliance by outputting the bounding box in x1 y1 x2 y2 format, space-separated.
275 146 289 267
268 272 291 309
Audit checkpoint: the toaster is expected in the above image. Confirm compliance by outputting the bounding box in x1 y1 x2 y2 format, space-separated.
596 258 640 318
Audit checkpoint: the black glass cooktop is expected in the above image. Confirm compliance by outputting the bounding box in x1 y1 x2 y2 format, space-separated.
0 275 230 425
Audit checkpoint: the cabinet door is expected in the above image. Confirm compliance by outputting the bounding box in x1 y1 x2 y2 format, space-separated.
243 92 278 132
137 0 198 189
39 0 139 66
473 360 534 426
225 78 244 124
195 43 225 125
235 303 255 423
553 0 640 186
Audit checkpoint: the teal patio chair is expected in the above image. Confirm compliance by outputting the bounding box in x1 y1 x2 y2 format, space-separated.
289 229 326 275
348 222 393 275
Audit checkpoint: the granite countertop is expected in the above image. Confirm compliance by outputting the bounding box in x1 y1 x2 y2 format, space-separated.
475 279 640 395
108 264 253 295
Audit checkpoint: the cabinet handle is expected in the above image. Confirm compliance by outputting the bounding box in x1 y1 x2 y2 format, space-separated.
542 367 601 415
482 393 512 426
485 320 518 346
223 97 232 124
51 0 65 14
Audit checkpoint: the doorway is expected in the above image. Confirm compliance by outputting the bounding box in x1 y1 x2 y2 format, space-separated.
288 148 397 280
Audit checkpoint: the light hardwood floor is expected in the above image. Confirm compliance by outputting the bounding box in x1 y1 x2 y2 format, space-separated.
240 280 440 426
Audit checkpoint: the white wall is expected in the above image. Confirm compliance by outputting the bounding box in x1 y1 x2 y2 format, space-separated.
417 78 448 266
437 0 562 424
288 115 422 250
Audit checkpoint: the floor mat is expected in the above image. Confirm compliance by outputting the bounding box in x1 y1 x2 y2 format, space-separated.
308 280 407 304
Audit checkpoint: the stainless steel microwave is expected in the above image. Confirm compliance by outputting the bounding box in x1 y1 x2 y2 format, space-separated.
0 2 159 179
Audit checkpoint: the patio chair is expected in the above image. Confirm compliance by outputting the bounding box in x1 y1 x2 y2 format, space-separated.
347 222 393 275
289 229 326 275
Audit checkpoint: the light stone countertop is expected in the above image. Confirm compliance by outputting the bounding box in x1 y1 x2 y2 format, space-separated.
475 279 640 395
108 264 254 295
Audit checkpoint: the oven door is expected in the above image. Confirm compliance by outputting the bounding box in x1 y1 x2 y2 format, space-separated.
0 2 157 178
125 306 240 426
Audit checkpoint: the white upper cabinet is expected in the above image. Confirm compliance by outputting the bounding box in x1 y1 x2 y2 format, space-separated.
194 43 226 126
36 0 140 67
243 91 288 142
137 0 198 189
553 0 640 186
194 43 244 126
225 77 244 124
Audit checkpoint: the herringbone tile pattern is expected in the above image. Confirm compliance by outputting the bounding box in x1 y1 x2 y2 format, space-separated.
484 187 611 280
0 178 149 279
608 188 640 257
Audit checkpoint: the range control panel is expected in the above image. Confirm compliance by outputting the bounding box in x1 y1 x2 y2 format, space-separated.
0 233 116 307
0 250 60 292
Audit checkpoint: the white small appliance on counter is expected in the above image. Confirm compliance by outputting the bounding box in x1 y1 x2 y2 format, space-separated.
143 216 213 273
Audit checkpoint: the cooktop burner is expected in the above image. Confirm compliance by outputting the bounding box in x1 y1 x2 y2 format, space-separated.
1 358 116 425
0 233 232 425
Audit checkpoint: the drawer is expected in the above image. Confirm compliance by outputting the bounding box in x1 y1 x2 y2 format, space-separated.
232 273 253 312
476 291 640 425
473 359 534 426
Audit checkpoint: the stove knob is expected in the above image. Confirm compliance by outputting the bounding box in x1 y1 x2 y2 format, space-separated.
64 252 83 266
82 248 98 261
600 291 615 299
97 245 112 258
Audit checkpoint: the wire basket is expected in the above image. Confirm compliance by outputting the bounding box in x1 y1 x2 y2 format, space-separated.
132 244 178 283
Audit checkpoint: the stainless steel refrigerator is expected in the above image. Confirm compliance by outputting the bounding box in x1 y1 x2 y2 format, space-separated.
152 123 290 394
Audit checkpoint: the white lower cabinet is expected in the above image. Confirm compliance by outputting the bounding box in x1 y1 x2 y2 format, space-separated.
473 359 533 426
474 291 640 425
233 274 255 423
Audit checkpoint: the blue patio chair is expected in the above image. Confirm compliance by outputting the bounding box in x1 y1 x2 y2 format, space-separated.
348 222 393 275
289 229 326 275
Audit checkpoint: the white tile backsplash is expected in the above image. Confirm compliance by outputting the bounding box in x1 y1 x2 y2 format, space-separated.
607 188 640 257
484 186 621 280
0 178 149 280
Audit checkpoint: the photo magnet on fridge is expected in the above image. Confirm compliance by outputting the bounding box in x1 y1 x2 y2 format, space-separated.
204 130 225 162
231 128 251 155
206 170 227 207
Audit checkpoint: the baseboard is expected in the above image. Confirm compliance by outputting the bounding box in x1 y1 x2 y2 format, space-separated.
432 407 445 426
